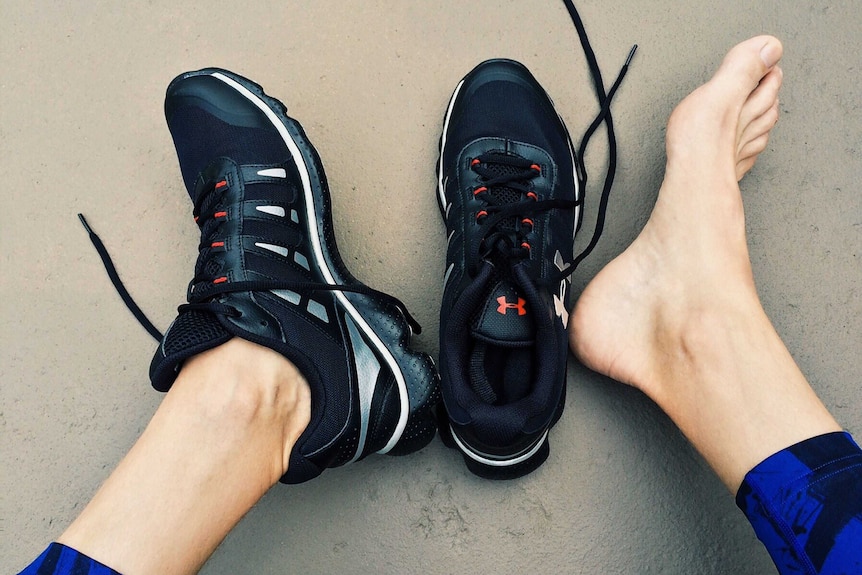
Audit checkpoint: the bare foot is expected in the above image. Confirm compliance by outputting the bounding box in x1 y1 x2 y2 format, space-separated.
570 36 783 396
570 36 841 490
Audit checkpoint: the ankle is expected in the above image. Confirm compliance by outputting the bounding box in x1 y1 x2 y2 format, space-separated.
647 300 842 489
176 338 311 475
641 296 765 401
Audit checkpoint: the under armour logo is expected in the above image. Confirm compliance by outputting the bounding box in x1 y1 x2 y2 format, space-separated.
497 296 527 316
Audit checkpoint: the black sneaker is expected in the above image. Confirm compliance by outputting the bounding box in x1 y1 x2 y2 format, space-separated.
127 68 438 483
434 0 637 479
435 59 579 479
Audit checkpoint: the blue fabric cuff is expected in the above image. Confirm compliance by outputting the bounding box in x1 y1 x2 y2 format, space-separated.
736 431 862 575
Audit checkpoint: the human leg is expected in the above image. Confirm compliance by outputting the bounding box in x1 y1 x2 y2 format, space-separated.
48 339 310 575
20 67 440 574
569 35 841 490
569 35 860 573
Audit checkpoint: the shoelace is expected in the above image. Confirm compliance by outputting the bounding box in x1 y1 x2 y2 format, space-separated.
82 1 630 339
563 0 637 276
189 176 423 334
79 213 423 340
473 2 636 285
468 152 575 274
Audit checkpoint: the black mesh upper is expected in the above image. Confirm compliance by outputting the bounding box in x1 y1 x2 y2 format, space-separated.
445 71 571 179
161 310 228 357
168 106 289 195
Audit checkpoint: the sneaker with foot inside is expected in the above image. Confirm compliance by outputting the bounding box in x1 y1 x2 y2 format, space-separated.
436 59 580 479
147 68 439 483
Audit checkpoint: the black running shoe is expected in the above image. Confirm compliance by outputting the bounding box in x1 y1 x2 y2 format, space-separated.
436 59 579 479
141 68 439 483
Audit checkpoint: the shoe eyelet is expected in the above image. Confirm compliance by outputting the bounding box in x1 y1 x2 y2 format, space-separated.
476 210 488 222
530 164 541 173
526 192 538 201
473 186 488 197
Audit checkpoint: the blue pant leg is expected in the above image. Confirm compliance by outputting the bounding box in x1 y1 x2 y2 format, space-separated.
737 431 862 575
17 543 121 575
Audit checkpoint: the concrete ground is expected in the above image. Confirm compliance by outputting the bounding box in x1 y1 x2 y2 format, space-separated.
2 1 860 573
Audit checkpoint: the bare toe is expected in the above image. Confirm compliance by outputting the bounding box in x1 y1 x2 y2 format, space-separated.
738 101 779 156
739 132 770 160
735 156 758 180
711 36 783 101
736 135 770 180
738 67 783 131
665 36 783 178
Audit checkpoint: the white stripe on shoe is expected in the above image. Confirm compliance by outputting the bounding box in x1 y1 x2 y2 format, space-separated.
211 72 410 454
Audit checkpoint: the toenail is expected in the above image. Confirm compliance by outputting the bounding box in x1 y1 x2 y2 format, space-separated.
760 42 781 68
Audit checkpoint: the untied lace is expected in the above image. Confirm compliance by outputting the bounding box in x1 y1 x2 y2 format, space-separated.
563 0 637 275
476 1 637 284
78 213 424 340
79 1 632 337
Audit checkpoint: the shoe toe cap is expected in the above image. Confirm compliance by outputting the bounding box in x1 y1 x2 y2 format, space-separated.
165 70 274 129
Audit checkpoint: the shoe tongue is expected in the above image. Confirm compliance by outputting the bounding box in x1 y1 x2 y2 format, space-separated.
471 278 535 346
483 157 525 232
469 276 535 405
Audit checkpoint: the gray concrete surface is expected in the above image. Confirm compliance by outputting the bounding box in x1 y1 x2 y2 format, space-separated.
2 1 860 573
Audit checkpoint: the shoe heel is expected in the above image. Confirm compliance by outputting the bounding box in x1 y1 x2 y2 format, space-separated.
460 437 550 480
438 403 553 479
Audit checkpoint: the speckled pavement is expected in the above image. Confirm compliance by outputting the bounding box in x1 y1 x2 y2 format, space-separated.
2 2 860 573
